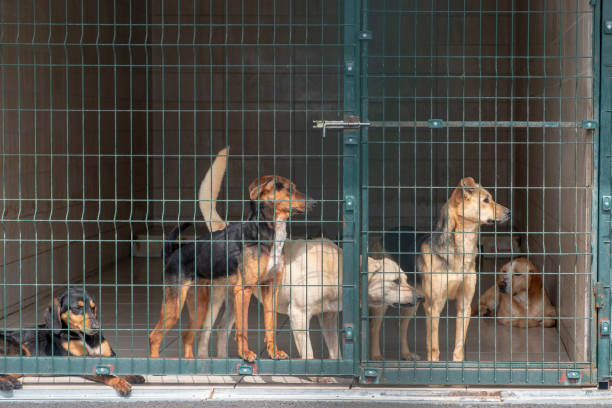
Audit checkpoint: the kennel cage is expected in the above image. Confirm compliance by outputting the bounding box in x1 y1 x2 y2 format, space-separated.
0 0 609 387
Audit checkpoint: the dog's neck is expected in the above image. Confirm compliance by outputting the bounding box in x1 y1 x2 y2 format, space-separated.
265 220 287 275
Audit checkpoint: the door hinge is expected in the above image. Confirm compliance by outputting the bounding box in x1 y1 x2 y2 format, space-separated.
313 118 371 138
594 282 606 309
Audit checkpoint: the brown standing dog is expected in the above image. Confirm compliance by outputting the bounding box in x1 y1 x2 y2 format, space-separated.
150 170 311 362
479 258 556 328
399 177 510 361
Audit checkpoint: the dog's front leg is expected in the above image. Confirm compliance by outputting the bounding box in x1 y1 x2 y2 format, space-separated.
425 298 445 361
183 285 210 359
233 284 257 362
261 284 288 360
197 285 227 358
453 281 476 362
368 306 385 361
82 375 133 396
399 305 418 360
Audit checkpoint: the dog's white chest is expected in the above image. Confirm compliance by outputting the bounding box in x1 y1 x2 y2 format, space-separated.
513 292 528 307
264 221 286 279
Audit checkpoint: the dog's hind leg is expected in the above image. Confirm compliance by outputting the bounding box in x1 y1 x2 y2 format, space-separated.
197 285 228 358
319 312 340 359
183 285 210 358
400 305 419 360
149 285 191 358
368 306 385 361
290 307 313 359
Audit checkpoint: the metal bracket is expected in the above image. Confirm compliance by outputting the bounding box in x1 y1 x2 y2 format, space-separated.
582 120 598 129
359 31 372 40
602 196 612 212
566 370 581 381
428 119 444 128
313 119 371 138
600 318 610 337
363 368 379 378
237 364 255 375
605 20 612 34
595 282 607 308
344 324 354 341
95 365 113 375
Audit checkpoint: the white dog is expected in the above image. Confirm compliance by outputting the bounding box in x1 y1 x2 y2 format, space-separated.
195 148 421 359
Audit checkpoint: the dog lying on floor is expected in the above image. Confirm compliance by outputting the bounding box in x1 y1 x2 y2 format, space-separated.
194 148 422 359
478 258 557 328
0 288 144 395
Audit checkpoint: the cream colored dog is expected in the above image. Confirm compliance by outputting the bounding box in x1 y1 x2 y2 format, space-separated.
479 258 556 328
195 148 421 359
200 239 421 359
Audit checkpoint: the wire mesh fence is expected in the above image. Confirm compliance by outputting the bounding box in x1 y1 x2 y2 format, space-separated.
0 0 603 386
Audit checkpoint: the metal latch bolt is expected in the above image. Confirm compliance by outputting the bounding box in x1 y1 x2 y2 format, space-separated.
313 120 371 138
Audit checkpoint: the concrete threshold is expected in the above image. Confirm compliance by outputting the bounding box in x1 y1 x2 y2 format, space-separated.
1 380 612 406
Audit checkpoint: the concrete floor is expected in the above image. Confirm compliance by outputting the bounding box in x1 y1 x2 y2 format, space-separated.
1 256 569 362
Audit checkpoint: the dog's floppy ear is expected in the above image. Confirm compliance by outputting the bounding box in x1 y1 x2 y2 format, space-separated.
45 296 64 334
454 177 477 201
248 176 275 201
368 258 383 273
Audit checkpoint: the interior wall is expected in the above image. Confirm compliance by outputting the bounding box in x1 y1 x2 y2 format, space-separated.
146 0 345 240
513 1 593 362
0 0 148 314
367 2 514 233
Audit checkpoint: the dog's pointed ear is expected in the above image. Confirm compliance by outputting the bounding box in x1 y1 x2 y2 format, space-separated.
248 176 275 201
45 296 64 334
456 177 477 200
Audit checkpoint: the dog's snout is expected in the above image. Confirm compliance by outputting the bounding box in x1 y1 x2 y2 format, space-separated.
498 280 507 294
504 208 511 217
415 291 425 303
306 197 317 209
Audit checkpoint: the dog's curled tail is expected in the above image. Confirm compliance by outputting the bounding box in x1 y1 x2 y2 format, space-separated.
199 146 230 232
163 222 193 260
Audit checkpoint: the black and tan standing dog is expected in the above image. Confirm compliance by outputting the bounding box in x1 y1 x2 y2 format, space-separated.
376 178 510 361
149 173 312 362
0 288 144 395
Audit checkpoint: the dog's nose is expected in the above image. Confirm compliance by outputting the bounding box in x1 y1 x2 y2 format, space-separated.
498 281 507 294
89 317 100 331
504 208 511 217
306 197 317 209
415 292 425 303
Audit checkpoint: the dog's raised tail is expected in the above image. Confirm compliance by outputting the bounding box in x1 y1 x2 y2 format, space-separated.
163 222 193 260
199 146 229 232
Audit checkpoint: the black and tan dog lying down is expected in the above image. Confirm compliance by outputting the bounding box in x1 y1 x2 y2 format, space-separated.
0 288 144 395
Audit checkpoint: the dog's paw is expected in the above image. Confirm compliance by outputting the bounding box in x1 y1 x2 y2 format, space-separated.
401 352 421 361
122 375 145 385
0 377 17 392
272 349 289 360
109 377 133 397
242 349 258 363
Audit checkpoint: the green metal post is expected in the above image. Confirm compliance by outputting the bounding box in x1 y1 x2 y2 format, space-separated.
343 0 361 374
597 0 611 388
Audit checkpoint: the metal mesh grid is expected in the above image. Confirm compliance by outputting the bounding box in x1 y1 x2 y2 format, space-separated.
0 0 602 386
361 0 596 385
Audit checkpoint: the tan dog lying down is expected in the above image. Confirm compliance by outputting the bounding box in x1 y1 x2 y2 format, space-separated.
478 258 557 328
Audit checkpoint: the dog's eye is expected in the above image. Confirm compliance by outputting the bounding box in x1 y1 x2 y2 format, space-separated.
483 197 490 203
393 278 401 285
275 182 284 190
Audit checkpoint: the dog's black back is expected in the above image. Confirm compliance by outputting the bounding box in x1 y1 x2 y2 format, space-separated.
382 226 428 286
163 200 276 283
